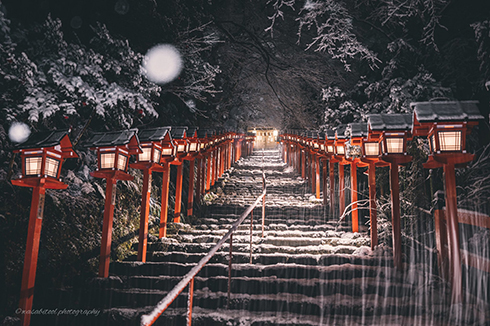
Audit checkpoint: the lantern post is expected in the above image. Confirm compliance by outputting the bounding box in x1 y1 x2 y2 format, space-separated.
12 130 78 326
170 127 189 223
368 114 413 270
346 123 370 233
325 130 338 217
360 127 389 250
310 131 322 199
85 129 142 277
156 129 177 238
184 127 200 217
333 126 349 220
130 127 171 261
411 100 483 303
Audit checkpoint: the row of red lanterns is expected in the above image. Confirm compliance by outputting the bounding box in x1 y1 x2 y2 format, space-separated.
280 100 483 304
11 126 255 326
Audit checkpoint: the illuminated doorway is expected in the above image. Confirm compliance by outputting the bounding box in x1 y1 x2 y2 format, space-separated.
248 127 278 149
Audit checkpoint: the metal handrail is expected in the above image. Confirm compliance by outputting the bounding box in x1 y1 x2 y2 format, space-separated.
141 171 267 326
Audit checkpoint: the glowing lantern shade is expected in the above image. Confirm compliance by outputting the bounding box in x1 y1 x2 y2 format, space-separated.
11 130 78 326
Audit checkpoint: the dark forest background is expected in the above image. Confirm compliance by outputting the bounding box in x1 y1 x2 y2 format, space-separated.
1 0 490 322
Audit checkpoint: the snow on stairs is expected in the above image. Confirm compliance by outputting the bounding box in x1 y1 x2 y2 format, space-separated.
38 149 448 326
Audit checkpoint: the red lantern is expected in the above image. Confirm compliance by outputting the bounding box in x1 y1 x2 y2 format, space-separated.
12 130 78 326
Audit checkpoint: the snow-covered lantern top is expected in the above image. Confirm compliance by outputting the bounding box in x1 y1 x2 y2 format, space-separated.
12 130 78 189
325 129 336 155
411 101 483 167
333 125 348 157
132 127 172 169
171 126 189 160
85 129 141 179
367 114 412 164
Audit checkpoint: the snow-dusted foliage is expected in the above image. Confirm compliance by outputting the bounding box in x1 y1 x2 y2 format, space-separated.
367 0 449 51
172 23 222 102
296 0 380 70
266 0 380 70
472 20 490 84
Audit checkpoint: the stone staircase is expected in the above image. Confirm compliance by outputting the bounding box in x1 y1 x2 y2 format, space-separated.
33 149 458 326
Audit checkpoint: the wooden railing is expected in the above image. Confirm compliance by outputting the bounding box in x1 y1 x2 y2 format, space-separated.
141 171 267 326
434 204 490 280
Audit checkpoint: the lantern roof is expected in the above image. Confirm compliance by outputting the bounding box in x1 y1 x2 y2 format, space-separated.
326 129 336 140
334 125 348 139
16 129 70 149
137 127 171 142
84 128 140 147
307 130 318 139
14 129 78 158
197 129 210 139
411 100 483 123
349 123 369 138
318 132 325 140
368 114 412 131
170 126 188 139
187 127 199 138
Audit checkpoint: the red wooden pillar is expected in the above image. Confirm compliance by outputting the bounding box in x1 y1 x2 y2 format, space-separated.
444 163 462 303
368 163 378 249
310 153 315 193
315 155 321 199
211 149 217 186
137 169 152 262
339 164 345 217
99 178 117 277
329 161 335 217
159 163 170 238
434 203 449 281
322 158 328 206
389 162 402 270
196 157 202 203
174 163 184 223
228 142 232 169
187 159 196 216
351 162 358 232
206 153 211 191
19 185 45 326
301 150 306 179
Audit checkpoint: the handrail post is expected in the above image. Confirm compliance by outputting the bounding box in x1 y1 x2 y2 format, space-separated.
186 277 194 326
227 233 233 309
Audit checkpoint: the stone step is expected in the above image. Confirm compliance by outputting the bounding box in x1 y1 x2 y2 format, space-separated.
140 240 369 255
112 274 413 299
152 234 371 249
38 304 450 326
48 287 443 320
134 251 394 268
110 262 401 282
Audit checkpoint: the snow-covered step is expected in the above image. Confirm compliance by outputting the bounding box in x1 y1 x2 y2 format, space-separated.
136 252 395 267
110 262 400 282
